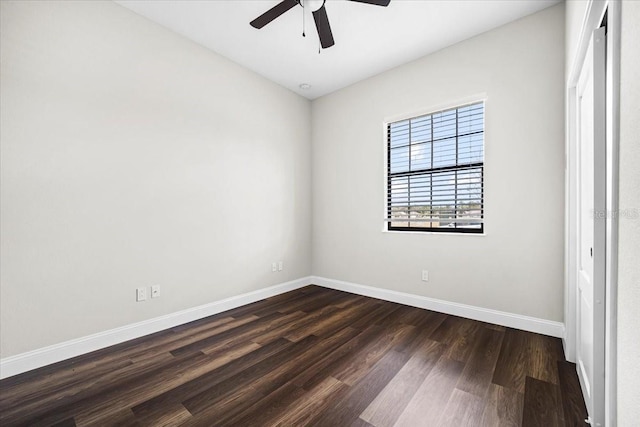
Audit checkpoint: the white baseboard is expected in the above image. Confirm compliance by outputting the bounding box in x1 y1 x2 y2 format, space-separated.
0 277 311 380
1 275 565 380
310 276 565 339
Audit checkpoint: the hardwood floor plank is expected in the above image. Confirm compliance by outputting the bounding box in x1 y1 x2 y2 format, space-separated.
76 408 140 427
393 356 465 427
429 314 458 342
352 418 376 427
182 385 266 427
330 293 367 309
330 323 414 386
291 324 385 390
557 360 589 427
385 310 448 358
379 304 429 327
316 301 393 338
442 318 485 363
411 310 448 337
215 381 307 426
438 388 487 427
430 316 486 363
307 349 411 426
528 332 562 385
197 339 261 361
264 377 346 427
360 338 442 427
480 383 524 427
344 301 399 331
130 402 192 426
491 328 530 393
522 376 564 427
456 327 504 398
51 418 77 427
283 298 379 342
485 324 507 332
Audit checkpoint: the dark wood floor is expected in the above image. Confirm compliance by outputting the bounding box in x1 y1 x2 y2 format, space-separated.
0 285 587 426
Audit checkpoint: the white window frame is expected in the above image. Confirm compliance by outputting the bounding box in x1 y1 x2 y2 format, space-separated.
383 98 486 235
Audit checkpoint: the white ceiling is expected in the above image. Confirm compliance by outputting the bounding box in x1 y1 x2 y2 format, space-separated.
115 0 560 99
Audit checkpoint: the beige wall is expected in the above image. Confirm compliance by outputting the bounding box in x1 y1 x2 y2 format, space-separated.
617 1 640 423
0 0 311 358
311 5 565 321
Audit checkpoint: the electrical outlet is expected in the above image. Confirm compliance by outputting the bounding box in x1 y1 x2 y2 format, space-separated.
136 287 147 302
151 285 160 298
272 262 277 272
421 270 429 282
278 261 283 271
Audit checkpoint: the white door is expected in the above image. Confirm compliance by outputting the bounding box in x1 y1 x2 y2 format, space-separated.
576 26 606 427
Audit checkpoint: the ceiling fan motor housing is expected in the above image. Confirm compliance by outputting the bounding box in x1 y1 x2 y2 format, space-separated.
300 0 326 12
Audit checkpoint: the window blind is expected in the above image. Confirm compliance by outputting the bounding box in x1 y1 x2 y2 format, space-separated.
386 102 484 233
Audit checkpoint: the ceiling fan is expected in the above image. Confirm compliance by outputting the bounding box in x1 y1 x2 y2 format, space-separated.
250 0 391 49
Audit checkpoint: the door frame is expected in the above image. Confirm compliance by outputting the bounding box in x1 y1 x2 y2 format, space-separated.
565 1 620 425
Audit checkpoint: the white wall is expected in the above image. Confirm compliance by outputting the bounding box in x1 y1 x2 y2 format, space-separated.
311 4 565 321
0 0 311 358
617 1 640 423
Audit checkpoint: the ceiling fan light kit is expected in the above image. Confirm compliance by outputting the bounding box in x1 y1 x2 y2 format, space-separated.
250 0 390 50
304 0 326 12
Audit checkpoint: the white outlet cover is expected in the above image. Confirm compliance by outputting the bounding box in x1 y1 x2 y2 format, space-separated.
278 261 283 271
136 287 147 302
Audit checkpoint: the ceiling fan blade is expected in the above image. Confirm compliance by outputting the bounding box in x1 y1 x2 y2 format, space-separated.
347 0 390 6
250 0 298 29
313 5 335 49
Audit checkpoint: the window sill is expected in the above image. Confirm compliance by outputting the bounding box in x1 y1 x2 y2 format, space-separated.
382 229 486 236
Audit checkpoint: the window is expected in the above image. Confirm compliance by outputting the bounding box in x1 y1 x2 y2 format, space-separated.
386 102 484 233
